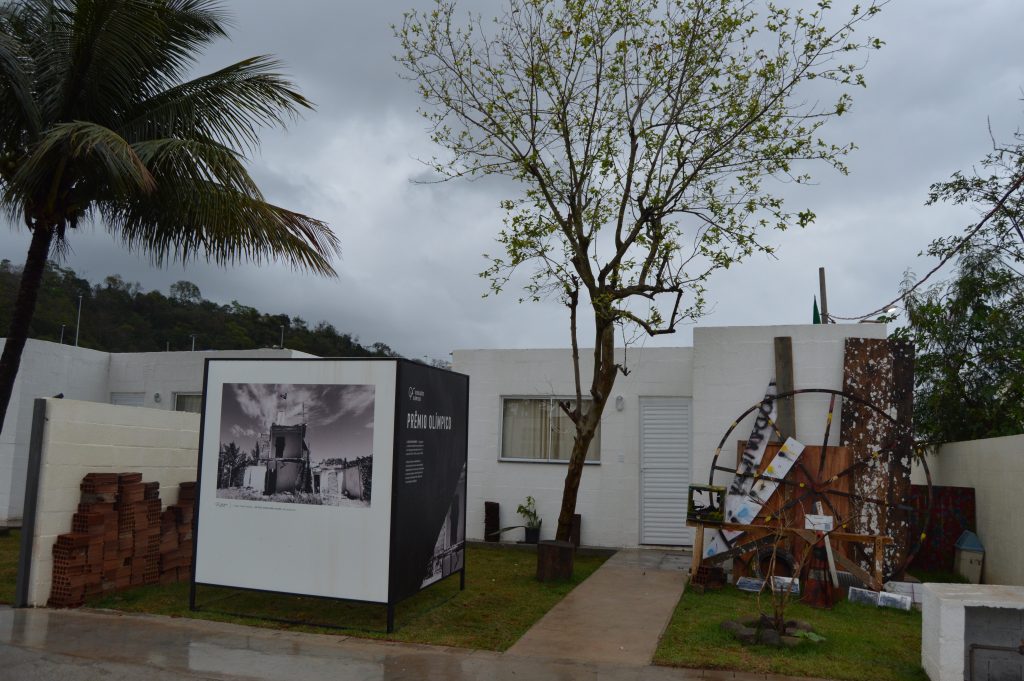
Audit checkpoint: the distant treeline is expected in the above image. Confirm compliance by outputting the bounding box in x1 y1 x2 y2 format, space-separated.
0 260 399 357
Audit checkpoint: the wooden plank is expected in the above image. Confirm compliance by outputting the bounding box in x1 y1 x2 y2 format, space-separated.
690 523 705 577
834 551 881 591
684 521 892 545
773 337 796 441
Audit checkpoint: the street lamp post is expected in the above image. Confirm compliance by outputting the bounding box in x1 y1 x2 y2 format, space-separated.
190 334 197 352
280 325 284 349
74 295 82 346
59 324 65 344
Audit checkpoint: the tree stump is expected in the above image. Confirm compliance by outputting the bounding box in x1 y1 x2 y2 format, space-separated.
536 540 574 582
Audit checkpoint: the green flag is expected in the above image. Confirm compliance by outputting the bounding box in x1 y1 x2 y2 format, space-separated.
812 296 821 324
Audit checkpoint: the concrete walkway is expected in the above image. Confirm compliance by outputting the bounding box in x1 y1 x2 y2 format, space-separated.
507 548 690 665
0 606 831 681
0 548 837 680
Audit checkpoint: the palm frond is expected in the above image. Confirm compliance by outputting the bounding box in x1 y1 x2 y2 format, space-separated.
8 120 154 208
1 0 332 279
119 56 314 152
132 137 262 197
50 0 230 122
0 26 43 138
100 176 339 276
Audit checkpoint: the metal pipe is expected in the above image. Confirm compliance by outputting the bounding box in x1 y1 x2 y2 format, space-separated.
74 294 82 346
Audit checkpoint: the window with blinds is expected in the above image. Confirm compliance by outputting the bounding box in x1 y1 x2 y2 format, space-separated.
174 393 203 413
500 397 600 462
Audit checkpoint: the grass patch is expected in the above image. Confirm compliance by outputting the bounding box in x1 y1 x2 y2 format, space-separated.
0 529 19 604
655 585 927 681
87 544 607 651
907 569 970 584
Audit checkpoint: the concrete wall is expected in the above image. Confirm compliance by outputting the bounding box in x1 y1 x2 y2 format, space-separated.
453 346 692 548
691 323 889 492
912 434 1024 586
0 342 313 524
23 398 200 607
0 340 110 523
107 348 313 411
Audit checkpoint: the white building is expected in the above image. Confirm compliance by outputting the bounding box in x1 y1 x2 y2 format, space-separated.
3 322 887 546
0 339 310 525
453 323 888 548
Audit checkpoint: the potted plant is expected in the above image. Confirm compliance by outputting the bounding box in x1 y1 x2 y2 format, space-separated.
517 495 542 543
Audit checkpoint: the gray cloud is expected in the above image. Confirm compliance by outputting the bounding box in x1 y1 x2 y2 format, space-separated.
3 0 1023 359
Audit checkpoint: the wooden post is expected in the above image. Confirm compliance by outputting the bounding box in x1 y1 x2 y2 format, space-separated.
690 524 705 579
873 537 885 588
818 267 829 324
773 337 795 441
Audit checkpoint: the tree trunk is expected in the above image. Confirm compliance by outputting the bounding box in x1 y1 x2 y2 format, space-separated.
555 319 618 541
0 225 55 437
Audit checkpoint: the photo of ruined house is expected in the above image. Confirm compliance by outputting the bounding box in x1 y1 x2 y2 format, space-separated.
216 382 375 507
421 463 466 587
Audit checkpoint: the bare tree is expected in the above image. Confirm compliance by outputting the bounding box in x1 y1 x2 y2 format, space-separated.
398 0 883 543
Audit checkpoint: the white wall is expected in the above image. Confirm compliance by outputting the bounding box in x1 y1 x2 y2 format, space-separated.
454 324 889 549
107 348 313 410
453 347 692 548
0 342 313 524
24 398 200 607
0 340 110 524
691 323 889 490
912 434 1024 586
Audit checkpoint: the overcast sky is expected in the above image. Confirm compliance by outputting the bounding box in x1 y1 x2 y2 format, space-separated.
4 0 1023 360
220 382 375 461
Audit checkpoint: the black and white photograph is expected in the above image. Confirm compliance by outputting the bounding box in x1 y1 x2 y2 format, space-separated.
421 463 467 588
216 382 375 508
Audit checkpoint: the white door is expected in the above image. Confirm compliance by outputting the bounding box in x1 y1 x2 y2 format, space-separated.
640 397 693 545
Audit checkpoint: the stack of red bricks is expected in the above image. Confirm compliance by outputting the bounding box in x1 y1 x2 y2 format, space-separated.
48 473 196 608
158 482 195 584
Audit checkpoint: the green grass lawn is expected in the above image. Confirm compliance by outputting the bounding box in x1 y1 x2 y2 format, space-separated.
655 585 927 681
0 530 18 604
86 544 607 650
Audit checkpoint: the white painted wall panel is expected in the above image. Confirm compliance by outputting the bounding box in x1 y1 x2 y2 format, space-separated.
912 434 1024 586
0 340 110 524
25 398 200 606
453 347 692 548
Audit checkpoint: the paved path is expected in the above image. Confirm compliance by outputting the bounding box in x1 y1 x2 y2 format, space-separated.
0 548 836 680
507 549 690 665
0 606 830 681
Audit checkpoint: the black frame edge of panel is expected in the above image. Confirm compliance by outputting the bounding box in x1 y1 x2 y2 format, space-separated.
461 371 469 591
189 358 212 612
386 359 405 633
14 398 47 608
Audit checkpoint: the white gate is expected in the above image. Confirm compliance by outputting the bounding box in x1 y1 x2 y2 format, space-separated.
639 397 693 545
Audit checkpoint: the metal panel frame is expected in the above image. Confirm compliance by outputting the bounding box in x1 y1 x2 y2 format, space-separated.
14 398 47 607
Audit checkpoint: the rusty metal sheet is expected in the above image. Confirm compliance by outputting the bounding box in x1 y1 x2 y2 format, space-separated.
840 337 914 579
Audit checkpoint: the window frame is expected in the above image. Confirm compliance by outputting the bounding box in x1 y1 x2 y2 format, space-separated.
498 395 601 464
173 392 204 414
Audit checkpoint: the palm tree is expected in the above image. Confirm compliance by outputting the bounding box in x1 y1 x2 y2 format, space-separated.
0 0 339 435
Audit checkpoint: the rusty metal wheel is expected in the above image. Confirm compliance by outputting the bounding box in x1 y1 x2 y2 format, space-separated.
706 388 932 583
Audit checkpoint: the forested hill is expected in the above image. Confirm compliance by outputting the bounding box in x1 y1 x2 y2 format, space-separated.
0 260 399 357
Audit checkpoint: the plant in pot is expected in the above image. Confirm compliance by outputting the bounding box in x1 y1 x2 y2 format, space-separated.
517 496 542 543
